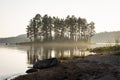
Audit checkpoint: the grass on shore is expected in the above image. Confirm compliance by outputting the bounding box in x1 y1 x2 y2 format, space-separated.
90 45 120 55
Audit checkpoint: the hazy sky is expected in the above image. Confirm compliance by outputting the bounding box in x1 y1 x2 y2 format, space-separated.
0 0 120 38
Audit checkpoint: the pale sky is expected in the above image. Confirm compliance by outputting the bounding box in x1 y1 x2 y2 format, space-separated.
0 0 120 38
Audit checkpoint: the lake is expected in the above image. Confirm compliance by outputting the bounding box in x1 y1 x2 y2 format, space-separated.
0 43 116 80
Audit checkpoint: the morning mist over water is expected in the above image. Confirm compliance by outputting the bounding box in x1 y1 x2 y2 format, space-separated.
0 43 101 79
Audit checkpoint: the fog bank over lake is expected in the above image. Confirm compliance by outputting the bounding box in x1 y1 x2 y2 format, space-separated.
0 43 119 80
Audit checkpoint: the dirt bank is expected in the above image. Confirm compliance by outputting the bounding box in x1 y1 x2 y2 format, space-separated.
13 53 120 80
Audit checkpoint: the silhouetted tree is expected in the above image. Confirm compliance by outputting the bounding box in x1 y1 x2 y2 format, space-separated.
42 14 49 41
26 14 95 42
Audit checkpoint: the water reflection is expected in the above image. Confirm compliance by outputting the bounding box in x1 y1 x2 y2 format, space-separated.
27 45 95 64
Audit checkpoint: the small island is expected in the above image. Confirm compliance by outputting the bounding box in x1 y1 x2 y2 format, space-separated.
26 14 95 43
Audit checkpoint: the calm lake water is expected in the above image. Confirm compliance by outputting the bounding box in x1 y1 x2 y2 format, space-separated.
0 43 117 80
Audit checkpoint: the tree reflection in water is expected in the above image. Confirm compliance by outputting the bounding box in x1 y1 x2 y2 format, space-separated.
27 45 95 65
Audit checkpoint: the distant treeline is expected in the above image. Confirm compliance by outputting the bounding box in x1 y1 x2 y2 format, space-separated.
27 14 95 42
92 31 120 43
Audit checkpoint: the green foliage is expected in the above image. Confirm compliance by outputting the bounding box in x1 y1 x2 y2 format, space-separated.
90 45 120 55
